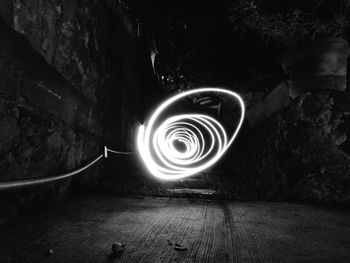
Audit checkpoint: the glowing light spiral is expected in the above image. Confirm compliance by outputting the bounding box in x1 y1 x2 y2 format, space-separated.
137 87 245 180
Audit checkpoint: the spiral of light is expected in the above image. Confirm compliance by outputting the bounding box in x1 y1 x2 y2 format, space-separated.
137 87 245 180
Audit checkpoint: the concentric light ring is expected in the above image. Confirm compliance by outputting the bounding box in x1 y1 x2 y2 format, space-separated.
137 87 245 180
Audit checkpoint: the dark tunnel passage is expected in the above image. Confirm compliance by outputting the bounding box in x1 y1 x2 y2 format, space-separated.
0 0 350 262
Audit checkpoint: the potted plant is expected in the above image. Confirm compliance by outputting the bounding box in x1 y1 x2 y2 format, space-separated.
230 0 350 98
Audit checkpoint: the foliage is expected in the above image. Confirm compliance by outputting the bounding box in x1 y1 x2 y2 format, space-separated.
229 0 349 46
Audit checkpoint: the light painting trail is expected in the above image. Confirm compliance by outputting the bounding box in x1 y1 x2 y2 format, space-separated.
0 147 132 191
137 87 245 180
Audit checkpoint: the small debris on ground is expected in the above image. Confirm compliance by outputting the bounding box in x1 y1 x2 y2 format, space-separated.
174 244 188 251
167 240 188 251
111 242 126 255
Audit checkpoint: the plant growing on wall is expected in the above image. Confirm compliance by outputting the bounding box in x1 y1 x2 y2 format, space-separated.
229 0 349 46
230 0 350 96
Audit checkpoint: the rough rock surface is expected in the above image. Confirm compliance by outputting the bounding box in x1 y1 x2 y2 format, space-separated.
245 90 350 203
0 94 100 224
0 0 123 225
3 0 100 102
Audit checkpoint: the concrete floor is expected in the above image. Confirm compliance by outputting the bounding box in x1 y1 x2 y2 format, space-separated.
0 196 349 263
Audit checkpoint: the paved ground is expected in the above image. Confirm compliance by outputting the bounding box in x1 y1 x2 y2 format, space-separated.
0 195 349 263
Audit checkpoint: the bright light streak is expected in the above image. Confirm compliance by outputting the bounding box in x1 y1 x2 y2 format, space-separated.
137 87 245 180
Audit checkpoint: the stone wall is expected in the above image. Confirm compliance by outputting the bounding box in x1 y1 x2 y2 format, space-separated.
0 93 101 225
243 90 350 203
0 0 127 224
0 0 163 224
2 0 100 102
